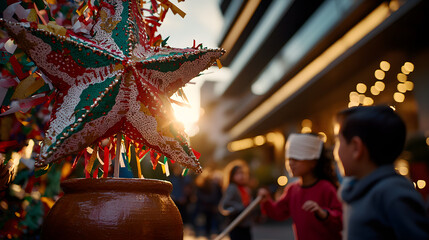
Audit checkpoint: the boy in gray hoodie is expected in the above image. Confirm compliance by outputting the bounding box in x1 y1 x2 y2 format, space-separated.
335 105 429 240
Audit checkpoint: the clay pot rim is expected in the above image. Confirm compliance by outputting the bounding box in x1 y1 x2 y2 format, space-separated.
61 178 172 194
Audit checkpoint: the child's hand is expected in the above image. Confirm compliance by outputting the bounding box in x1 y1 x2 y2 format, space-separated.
302 200 328 220
257 188 270 202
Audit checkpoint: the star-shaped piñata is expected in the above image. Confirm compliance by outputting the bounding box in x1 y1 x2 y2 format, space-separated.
0 0 224 173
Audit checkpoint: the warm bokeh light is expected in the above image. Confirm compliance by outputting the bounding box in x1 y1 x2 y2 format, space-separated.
0 201 7 210
426 137 429 146
24 139 35 159
374 69 385 80
401 66 410 75
416 180 426 189
301 119 312 128
380 61 390 71
349 91 359 103
333 123 340 136
393 92 405 102
389 0 400 11
266 132 285 145
356 83 367 93
370 86 380 96
374 81 385 91
348 101 359 108
277 176 288 186
301 127 312 134
333 137 345 176
358 94 365 104
254 135 266 146
172 102 200 137
266 132 277 143
318 132 327 143
397 83 407 93
363 97 374 106
404 81 414 91
228 138 254 152
403 62 414 73
229 132 285 152
395 159 409 176
397 73 407 82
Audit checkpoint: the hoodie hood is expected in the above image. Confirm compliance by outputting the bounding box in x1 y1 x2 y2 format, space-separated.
341 165 397 203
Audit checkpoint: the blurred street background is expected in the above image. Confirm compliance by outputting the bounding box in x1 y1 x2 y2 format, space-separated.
1 0 429 239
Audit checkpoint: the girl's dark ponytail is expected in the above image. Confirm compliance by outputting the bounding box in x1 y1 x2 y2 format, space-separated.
314 147 339 189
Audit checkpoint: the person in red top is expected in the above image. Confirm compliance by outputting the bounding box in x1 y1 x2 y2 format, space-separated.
258 133 342 240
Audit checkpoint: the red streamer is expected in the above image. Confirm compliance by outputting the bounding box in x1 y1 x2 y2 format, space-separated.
103 146 109 178
9 56 29 80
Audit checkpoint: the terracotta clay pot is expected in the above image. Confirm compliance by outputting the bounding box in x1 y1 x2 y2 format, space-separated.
41 178 183 240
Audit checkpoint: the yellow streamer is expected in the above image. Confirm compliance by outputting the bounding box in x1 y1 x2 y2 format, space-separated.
127 144 132 163
15 112 30 126
76 3 88 16
136 150 142 178
38 21 67 36
216 59 223 69
27 9 38 22
85 146 98 174
11 74 45 100
41 197 55 209
157 0 186 18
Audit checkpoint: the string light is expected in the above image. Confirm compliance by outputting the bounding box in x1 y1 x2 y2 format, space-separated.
363 97 374 106
403 62 414 72
370 86 380 95
348 101 359 108
349 91 359 103
374 81 385 91
417 180 426 189
380 61 390 71
397 73 407 82
358 94 365 104
393 92 405 102
401 66 410 75
356 83 367 93
374 69 385 80
395 159 409 176
397 83 407 93
404 81 414 91
277 176 288 186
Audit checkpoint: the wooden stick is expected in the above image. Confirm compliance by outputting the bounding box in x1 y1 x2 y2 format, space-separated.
114 133 121 178
214 195 262 240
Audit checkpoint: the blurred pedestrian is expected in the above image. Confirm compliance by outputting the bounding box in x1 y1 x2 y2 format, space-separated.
219 160 255 240
169 163 193 225
335 105 429 239
258 133 342 240
194 168 223 238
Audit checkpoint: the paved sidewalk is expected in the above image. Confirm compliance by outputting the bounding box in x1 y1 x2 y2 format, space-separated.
184 219 294 240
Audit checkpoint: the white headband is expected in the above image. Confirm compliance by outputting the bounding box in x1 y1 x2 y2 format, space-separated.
285 133 323 160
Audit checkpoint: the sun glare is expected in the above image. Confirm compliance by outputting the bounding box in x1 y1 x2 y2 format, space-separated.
171 84 202 137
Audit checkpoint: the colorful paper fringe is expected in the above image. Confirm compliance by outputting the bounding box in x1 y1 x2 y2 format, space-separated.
0 0 223 177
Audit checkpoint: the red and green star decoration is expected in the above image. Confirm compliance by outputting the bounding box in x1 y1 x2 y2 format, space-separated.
0 0 224 173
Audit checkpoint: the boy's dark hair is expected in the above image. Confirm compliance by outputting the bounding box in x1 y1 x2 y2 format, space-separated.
336 105 406 166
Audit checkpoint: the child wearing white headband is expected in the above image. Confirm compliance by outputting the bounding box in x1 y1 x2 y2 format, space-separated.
258 133 342 240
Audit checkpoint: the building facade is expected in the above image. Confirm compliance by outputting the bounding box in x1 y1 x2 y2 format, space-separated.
195 0 429 196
